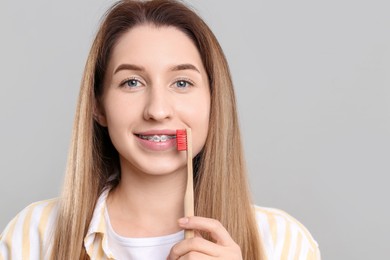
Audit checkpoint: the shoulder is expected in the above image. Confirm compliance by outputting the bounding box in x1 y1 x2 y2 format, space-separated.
254 206 321 260
0 198 59 259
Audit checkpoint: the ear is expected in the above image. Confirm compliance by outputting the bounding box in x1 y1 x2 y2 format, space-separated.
93 101 107 127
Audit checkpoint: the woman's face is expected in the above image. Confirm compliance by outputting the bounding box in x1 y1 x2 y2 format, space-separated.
98 24 210 176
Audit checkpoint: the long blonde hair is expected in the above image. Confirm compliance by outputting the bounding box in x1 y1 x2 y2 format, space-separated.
51 1 264 259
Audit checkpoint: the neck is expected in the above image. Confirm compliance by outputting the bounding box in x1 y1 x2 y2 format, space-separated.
106 160 186 237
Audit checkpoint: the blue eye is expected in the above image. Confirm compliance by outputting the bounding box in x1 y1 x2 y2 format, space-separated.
126 79 140 87
120 78 143 88
176 80 188 88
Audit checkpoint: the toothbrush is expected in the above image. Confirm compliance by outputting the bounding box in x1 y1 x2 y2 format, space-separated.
176 128 194 239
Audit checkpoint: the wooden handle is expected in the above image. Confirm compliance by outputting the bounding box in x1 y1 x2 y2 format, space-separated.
184 128 194 238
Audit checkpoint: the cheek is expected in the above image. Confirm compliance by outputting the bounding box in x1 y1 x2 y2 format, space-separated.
194 112 210 156
102 101 138 146
180 94 210 156
104 103 126 129
103 93 141 127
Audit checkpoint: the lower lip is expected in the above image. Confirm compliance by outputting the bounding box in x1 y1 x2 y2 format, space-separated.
135 136 177 151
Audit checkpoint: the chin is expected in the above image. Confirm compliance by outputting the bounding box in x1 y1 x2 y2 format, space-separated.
121 155 186 177
141 160 186 176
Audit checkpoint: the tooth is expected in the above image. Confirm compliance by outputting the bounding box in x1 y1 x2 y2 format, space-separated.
139 134 175 142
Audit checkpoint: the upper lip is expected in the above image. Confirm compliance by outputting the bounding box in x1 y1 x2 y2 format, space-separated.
135 129 178 136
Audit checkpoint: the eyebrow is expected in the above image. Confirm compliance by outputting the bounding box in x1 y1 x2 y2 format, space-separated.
114 64 145 74
113 63 201 74
170 64 201 73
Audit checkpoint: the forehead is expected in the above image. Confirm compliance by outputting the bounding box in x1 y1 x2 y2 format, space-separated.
108 24 204 71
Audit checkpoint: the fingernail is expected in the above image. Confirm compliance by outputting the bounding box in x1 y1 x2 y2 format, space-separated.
178 217 189 225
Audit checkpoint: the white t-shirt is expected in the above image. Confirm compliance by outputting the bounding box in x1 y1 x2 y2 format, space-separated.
105 207 184 260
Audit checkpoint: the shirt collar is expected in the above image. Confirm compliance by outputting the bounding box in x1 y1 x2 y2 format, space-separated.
84 188 114 258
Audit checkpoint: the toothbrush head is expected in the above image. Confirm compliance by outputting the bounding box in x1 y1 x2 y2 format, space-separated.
176 129 187 151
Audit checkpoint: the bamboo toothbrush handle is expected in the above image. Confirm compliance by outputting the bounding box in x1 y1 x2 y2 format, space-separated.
184 128 194 238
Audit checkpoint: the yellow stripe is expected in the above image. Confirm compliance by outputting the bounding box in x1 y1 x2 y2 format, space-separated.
307 244 321 260
3 214 20 260
96 241 105 259
91 233 105 259
307 248 314 260
255 206 320 259
97 208 106 232
275 209 318 251
259 208 318 255
293 233 303 259
291 218 317 251
255 207 283 254
266 211 278 247
22 205 35 259
280 221 291 259
38 200 57 258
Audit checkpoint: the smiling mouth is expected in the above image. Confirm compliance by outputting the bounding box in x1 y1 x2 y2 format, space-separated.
136 134 176 142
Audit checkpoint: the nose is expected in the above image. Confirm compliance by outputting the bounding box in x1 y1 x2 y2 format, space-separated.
143 87 173 121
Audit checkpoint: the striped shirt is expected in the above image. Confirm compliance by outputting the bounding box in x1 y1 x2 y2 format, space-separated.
255 207 320 259
0 190 320 259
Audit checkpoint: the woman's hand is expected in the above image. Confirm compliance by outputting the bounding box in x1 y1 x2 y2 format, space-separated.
167 216 243 260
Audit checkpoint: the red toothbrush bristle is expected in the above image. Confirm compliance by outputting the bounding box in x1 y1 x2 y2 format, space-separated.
176 129 187 151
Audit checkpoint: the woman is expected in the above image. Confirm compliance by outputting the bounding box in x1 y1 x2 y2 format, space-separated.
0 0 320 259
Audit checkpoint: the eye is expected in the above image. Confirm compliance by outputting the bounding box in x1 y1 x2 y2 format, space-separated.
120 77 143 89
176 80 188 88
127 79 139 87
175 79 194 89
125 79 141 88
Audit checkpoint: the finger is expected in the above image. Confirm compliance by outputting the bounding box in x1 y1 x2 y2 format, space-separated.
178 217 234 246
194 230 202 238
167 237 220 259
178 251 210 260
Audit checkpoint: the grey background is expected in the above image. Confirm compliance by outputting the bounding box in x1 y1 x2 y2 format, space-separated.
1 0 389 259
